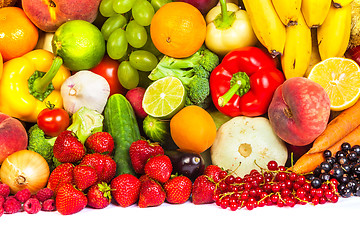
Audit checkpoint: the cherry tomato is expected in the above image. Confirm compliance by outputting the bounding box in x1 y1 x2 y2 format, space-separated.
90 55 127 96
37 106 70 137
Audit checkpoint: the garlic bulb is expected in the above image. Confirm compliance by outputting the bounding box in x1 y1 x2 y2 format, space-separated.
61 70 110 115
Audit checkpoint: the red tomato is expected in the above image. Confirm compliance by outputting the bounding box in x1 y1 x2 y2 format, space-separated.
37 107 70 137
90 55 127 96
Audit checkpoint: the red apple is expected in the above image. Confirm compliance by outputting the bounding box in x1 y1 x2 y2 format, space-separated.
22 0 101 32
0 113 28 164
175 0 218 15
268 77 331 146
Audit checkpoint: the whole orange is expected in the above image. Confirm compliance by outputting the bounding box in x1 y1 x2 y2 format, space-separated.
150 2 206 58
170 105 217 153
0 52 2 77
0 7 39 61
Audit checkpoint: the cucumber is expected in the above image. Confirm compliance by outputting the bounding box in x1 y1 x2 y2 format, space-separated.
142 115 171 145
103 94 141 176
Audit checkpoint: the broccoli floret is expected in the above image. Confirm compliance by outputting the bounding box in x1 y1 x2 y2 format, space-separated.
199 48 221 72
27 124 57 171
187 76 210 105
148 46 219 108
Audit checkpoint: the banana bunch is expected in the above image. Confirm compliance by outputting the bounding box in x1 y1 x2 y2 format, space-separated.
243 0 353 80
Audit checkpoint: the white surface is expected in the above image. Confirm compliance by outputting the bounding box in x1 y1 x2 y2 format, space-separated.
1 196 359 239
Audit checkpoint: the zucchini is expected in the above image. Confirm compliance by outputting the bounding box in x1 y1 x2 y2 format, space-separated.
103 94 141 176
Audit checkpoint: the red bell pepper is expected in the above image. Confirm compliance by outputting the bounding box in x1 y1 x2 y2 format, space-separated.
209 46 285 117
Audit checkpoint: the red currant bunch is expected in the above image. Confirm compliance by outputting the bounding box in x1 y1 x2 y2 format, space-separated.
213 161 339 211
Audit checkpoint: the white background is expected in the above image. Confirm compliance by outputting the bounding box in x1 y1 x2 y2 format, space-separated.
1 196 359 239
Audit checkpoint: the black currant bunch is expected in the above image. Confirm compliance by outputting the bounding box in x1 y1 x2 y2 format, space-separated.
306 142 360 198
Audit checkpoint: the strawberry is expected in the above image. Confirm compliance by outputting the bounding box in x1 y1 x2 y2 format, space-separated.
110 174 141 208
56 183 87 215
139 174 151 183
73 165 98 191
204 165 222 183
87 182 112 209
47 163 75 195
85 132 114 156
138 178 166 208
80 153 116 183
53 130 86 163
129 139 164 174
144 155 172 183
191 175 216 205
164 175 192 204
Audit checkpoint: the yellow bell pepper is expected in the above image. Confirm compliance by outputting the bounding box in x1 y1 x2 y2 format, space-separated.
0 49 71 123
205 0 258 56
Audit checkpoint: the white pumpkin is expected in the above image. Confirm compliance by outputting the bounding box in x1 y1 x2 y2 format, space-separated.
210 116 288 177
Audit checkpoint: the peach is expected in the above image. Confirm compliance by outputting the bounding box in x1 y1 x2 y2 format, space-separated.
0 113 28 164
22 0 101 32
268 77 331 146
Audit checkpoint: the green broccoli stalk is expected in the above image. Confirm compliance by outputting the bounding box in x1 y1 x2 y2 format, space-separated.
67 106 104 144
27 124 57 171
148 45 219 109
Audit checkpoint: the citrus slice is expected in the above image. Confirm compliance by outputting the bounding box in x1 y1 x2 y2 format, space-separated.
142 76 185 119
307 57 360 111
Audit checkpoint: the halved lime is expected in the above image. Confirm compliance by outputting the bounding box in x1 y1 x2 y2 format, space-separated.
142 76 185 119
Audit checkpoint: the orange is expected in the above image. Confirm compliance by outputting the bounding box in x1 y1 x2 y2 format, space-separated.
170 105 217 153
150 2 206 58
0 7 39 62
0 52 2 78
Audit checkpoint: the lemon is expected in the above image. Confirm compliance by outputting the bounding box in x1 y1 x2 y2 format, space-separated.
142 76 185 119
307 57 360 111
52 20 106 71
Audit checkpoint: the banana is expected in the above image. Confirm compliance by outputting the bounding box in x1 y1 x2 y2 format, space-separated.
333 0 354 8
317 4 352 60
301 0 332 28
305 28 322 77
242 0 286 57
272 0 302 26
281 13 312 79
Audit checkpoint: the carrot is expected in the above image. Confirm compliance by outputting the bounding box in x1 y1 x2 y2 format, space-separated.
307 99 360 154
292 123 360 174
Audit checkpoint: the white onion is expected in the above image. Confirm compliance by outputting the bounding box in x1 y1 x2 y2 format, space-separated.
0 150 50 194
61 70 110 115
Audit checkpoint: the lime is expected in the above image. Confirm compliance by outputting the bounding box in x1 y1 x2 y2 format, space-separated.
142 76 185 119
52 20 106 71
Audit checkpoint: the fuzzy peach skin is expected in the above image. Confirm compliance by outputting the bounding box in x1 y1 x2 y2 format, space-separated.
268 77 331 146
0 113 28 164
22 0 101 32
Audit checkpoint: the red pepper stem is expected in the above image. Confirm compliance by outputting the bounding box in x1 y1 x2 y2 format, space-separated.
32 56 63 93
218 71 250 107
218 80 242 107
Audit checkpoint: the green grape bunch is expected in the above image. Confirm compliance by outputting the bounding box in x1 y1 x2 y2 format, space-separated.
98 0 171 90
